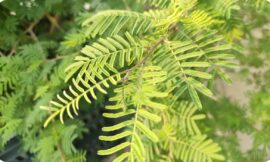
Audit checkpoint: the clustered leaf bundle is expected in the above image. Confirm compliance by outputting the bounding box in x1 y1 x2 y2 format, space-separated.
1 0 269 162
42 0 238 161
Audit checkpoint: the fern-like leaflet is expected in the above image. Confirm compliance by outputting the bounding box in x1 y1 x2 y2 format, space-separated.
65 32 147 82
42 64 123 127
157 101 225 162
82 10 170 38
98 66 168 161
136 0 172 8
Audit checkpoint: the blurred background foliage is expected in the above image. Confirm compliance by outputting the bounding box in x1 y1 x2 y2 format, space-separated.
0 0 270 162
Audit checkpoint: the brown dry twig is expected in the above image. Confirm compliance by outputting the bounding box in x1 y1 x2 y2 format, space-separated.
121 23 178 82
25 21 39 41
46 13 64 34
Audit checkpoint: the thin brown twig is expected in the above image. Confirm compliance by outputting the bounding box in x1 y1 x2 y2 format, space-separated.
119 37 166 116
46 55 68 62
44 53 78 64
56 143 67 162
128 38 166 81
46 13 64 34
25 21 39 41
48 109 67 162
140 37 167 67
121 23 178 82
121 37 167 82
8 41 19 56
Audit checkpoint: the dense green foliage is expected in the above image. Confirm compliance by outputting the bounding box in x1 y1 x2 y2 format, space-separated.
0 0 269 162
